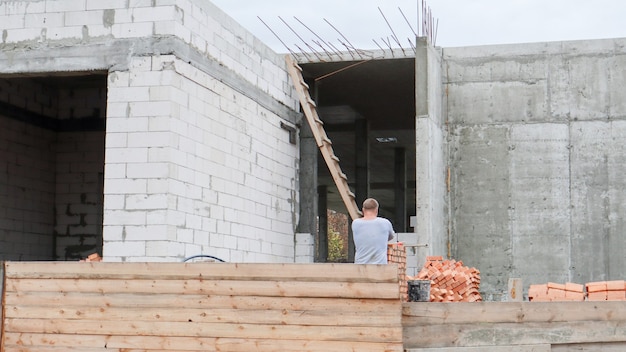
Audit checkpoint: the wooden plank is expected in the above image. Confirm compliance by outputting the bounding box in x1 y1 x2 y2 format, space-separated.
4 262 398 283
402 301 626 325
5 319 403 343
4 291 400 313
5 305 402 326
4 333 403 352
552 342 626 351
6 278 400 299
403 320 626 348
405 345 551 352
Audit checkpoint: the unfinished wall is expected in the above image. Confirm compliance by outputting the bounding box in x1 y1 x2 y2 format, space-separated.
1 0 301 262
444 38 626 299
104 55 298 262
0 75 106 261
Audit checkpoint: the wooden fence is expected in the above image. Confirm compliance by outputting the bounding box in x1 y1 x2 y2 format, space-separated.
403 301 626 352
1 262 403 352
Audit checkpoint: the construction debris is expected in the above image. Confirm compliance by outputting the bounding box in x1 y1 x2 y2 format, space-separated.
409 256 482 302
79 253 102 262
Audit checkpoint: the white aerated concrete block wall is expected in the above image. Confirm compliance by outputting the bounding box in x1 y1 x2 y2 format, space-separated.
1 0 301 262
104 55 298 262
0 118 56 260
0 0 295 110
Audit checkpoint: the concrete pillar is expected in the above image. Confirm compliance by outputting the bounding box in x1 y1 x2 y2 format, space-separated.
394 147 407 232
318 185 328 262
297 122 318 237
351 119 369 262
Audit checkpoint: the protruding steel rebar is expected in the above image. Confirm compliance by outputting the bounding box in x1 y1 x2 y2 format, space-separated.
256 1 437 59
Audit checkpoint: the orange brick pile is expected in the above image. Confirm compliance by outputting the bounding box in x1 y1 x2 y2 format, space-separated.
409 256 482 302
80 253 102 262
529 280 626 301
587 280 626 301
528 282 585 302
387 243 408 301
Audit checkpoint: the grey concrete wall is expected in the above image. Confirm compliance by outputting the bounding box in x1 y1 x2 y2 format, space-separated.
415 38 448 267
444 38 626 300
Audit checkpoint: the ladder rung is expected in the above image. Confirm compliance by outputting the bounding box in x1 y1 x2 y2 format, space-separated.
347 190 355 198
339 172 347 180
314 117 324 125
322 135 332 145
300 79 309 89
307 97 317 107
331 154 340 162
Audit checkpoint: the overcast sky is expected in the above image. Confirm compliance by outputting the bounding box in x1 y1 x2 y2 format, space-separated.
210 0 626 53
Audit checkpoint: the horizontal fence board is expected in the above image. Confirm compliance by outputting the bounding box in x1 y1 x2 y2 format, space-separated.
6 278 400 299
5 318 403 343
6 305 402 326
402 302 626 325
2 262 403 351
4 262 398 283
4 291 398 312
4 333 404 352
405 345 551 352
403 320 626 348
552 342 626 351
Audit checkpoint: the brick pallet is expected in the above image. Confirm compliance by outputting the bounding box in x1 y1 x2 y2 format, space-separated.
529 280 626 301
409 256 482 302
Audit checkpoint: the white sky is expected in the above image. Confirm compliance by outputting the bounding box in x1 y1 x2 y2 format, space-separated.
210 0 626 53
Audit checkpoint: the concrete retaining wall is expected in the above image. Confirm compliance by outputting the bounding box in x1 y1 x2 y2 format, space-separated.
444 38 626 299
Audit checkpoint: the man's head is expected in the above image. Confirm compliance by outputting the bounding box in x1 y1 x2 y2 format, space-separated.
362 198 379 215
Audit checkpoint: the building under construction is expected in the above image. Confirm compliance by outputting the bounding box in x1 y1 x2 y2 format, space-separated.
1 0 625 309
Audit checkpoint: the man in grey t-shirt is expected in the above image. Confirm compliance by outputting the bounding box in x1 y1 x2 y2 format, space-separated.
352 198 395 264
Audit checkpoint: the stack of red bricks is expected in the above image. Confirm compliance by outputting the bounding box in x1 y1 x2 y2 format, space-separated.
528 280 626 301
387 243 408 301
587 280 626 301
409 256 482 302
528 282 585 301
80 253 102 262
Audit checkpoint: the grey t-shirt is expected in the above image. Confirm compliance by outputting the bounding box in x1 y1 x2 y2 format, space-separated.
352 217 395 264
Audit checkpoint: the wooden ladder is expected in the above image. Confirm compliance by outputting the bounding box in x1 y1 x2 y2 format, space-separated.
285 55 362 220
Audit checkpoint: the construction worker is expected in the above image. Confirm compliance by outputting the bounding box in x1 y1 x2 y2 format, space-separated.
352 198 395 264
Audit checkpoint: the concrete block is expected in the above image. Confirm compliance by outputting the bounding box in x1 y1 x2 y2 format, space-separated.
105 147 148 163
86 0 127 10
132 6 177 23
4 27 42 42
45 0 86 13
112 22 153 38
65 10 104 25
104 240 146 257
25 12 64 27
125 194 168 210
0 14 25 29
108 86 150 102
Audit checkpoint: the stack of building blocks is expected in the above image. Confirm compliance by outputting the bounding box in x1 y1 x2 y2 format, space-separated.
79 253 102 262
586 280 626 301
387 243 408 301
528 280 626 301
528 282 585 302
409 256 482 302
